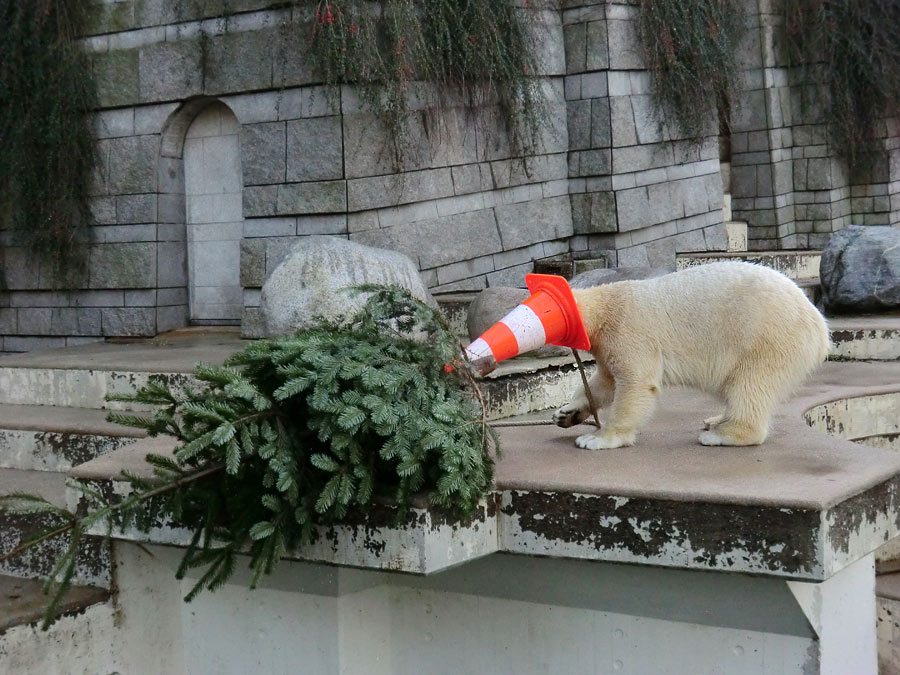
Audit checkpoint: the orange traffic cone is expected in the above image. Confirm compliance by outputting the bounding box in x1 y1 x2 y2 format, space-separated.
463 274 591 376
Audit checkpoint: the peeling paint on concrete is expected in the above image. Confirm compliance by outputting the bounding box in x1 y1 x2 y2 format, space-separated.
829 329 900 361
499 490 823 579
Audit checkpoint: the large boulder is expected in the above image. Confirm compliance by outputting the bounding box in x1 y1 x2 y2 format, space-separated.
820 225 900 314
260 236 435 337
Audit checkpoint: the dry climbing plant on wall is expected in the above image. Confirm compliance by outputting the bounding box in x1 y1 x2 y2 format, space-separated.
0 0 97 286
304 0 544 164
784 0 900 170
636 0 745 143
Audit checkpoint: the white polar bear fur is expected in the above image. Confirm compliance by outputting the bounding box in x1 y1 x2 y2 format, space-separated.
553 261 831 449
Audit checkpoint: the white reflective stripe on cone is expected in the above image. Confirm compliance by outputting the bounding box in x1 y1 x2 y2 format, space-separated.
464 337 493 362
500 303 547 355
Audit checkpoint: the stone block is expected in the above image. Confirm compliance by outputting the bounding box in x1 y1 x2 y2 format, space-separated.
451 164 492 195
125 290 157 306
571 192 616 234
50 308 102 336
108 136 159 195
89 243 157 289
241 306 265 338
341 113 394 178
139 40 203 102
244 218 296 238
276 181 347 215
563 23 587 74
157 305 188 333
286 117 343 182
607 19 643 70
92 50 140 108
243 186 278 217
586 20 609 70
135 102 180 135
591 99 612 148
87 1 136 34
494 196 573 250
157 242 187 287
240 239 266 287
704 222 729 251
158 194 186 225
296 215 347 235
94 109 135 139
271 28 316 88
116 194 158 224
204 29 274 94
17 308 52 335
95 224 156 244
241 122 286 185
610 97 638 147
567 100 591 150
90 198 117 225
0 308 17 334
101 308 156 337
348 169 454 212
352 208 502 269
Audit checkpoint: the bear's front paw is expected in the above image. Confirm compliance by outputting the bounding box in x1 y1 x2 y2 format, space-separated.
553 403 587 428
575 431 634 450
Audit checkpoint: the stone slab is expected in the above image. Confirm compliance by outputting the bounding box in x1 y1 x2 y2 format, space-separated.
68 438 498 576
0 574 108 634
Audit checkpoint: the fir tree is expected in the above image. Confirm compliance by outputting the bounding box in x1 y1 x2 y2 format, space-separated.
0 286 497 626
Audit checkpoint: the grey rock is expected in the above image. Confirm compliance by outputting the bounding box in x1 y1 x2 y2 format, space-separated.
465 287 568 358
570 267 668 289
821 225 900 314
260 236 435 337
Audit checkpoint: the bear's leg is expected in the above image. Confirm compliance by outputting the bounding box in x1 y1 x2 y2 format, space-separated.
703 413 725 430
553 363 615 428
698 363 780 446
576 379 659 449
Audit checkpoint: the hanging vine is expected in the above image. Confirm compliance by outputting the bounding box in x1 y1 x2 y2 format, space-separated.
0 0 97 286
784 0 900 169
636 0 745 142
304 0 544 164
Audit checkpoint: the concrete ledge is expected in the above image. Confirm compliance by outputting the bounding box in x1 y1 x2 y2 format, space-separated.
67 438 498 575
60 361 900 582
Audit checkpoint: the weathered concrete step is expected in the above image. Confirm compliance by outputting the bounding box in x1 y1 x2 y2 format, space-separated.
0 404 145 472
67 437 498 576
0 573 108 634
0 468 109 588
797 278 822 306
0 573 117 672
829 315 900 361
0 365 194 410
676 249 822 281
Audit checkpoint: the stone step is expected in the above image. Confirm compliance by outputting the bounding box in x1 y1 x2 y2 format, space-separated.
829 315 900 361
675 249 822 281
0 404 145 472
0 573 115 671
0 573 108 634
0 468 109 587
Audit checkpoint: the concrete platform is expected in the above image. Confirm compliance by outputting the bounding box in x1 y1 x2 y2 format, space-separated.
62 360 900 581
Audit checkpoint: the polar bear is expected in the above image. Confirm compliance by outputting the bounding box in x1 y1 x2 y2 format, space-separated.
553 261 831 449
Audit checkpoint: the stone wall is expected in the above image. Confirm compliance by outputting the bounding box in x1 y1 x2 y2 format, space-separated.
1 0 899 349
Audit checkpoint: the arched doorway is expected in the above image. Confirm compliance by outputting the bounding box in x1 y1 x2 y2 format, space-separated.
183 102 243 324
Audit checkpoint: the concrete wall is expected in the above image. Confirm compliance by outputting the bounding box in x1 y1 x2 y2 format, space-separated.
28 542 869 674
1 0 899 349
